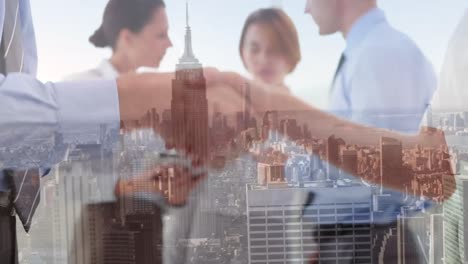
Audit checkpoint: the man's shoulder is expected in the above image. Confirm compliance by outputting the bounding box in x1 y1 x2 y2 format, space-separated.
361 23 424 58
351 23 434 77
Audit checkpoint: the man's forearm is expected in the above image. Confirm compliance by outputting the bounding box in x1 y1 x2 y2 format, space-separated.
117 72 174 124
114 71 454 200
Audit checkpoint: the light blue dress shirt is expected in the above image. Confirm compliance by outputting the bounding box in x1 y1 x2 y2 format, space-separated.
0 0 120 190
330 8 437 133
328 8 437 224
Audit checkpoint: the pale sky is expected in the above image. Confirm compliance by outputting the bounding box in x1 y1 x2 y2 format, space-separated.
31 0 468 109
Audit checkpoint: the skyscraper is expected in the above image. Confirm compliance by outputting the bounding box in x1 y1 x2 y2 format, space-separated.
244 82 252 130
87 203 163 264
246 183 372 264
341 149 358 177
443 171 468 264
170 1 213 238
281 119 300 141
397 208 426 264
425 104 433 128
160 109 172 143
380 137 403 194
53 154 95 264
326 135 341 181
262 111 279 142
429 214 443 264
257 163 286 187
171 0 209 163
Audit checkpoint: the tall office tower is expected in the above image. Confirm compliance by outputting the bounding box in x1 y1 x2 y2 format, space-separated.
42 145 107 264
244 82 252 130
429 214 443 264
87 203 163 264
246 183 372 264
120 155 157 215
160 109 172 142
99 124 107 145
282 119 300 141
425 104 433 128
237 111 245 134
380 137 403 194
171 0 208 163
341 150 358 177
211 110 227 148
443 171 468 264
50 172 67 264
303 124 311 140
397 207 427 264
150 107 160 132
326 135 342 181
454 113 465 130
262 111 279 141
53 156 95 264
170 1 213 238
463 111 468 128
257 163 286 186
21 178 57 264
309 145 323 178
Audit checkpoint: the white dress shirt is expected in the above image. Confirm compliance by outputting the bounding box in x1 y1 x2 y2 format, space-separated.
330 8 437 133
64 59 119 81
0 1 120 189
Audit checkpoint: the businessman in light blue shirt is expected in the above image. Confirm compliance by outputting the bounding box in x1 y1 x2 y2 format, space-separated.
305 0 436 262
329 7 436 132
0 0 121 191
0 0 122 262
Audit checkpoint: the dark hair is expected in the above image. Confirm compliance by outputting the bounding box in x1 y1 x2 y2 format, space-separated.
239 8 301 72
90 0 166 49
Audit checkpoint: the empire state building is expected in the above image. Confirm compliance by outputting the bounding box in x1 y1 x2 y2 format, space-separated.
171 2 209 162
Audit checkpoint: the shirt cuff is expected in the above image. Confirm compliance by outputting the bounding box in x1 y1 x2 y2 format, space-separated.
52 79 120 130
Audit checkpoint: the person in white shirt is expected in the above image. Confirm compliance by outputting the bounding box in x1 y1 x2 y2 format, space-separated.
66 0 172 81
303 0 437 262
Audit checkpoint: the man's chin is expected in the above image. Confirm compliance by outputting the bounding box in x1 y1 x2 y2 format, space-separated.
319 29 336 36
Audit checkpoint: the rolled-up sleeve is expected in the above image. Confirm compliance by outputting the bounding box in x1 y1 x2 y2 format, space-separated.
0 73 120 168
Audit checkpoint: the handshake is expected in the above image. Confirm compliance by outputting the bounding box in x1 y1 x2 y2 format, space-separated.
113 68 455 204
114 68 255 206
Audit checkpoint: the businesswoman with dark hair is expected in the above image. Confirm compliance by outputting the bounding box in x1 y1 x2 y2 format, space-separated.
65 1 199 263
67 0 172 80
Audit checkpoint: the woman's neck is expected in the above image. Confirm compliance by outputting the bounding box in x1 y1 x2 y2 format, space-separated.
267 80 290 94
110 54 137 74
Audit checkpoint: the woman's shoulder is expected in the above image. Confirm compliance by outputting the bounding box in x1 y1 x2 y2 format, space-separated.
62 60 118 81
63 68 107 81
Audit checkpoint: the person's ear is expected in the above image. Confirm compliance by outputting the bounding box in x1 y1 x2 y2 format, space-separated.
118 29 135 49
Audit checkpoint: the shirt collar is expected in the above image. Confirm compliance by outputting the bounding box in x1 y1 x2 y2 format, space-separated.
98 59 120 78
344 8 387 57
